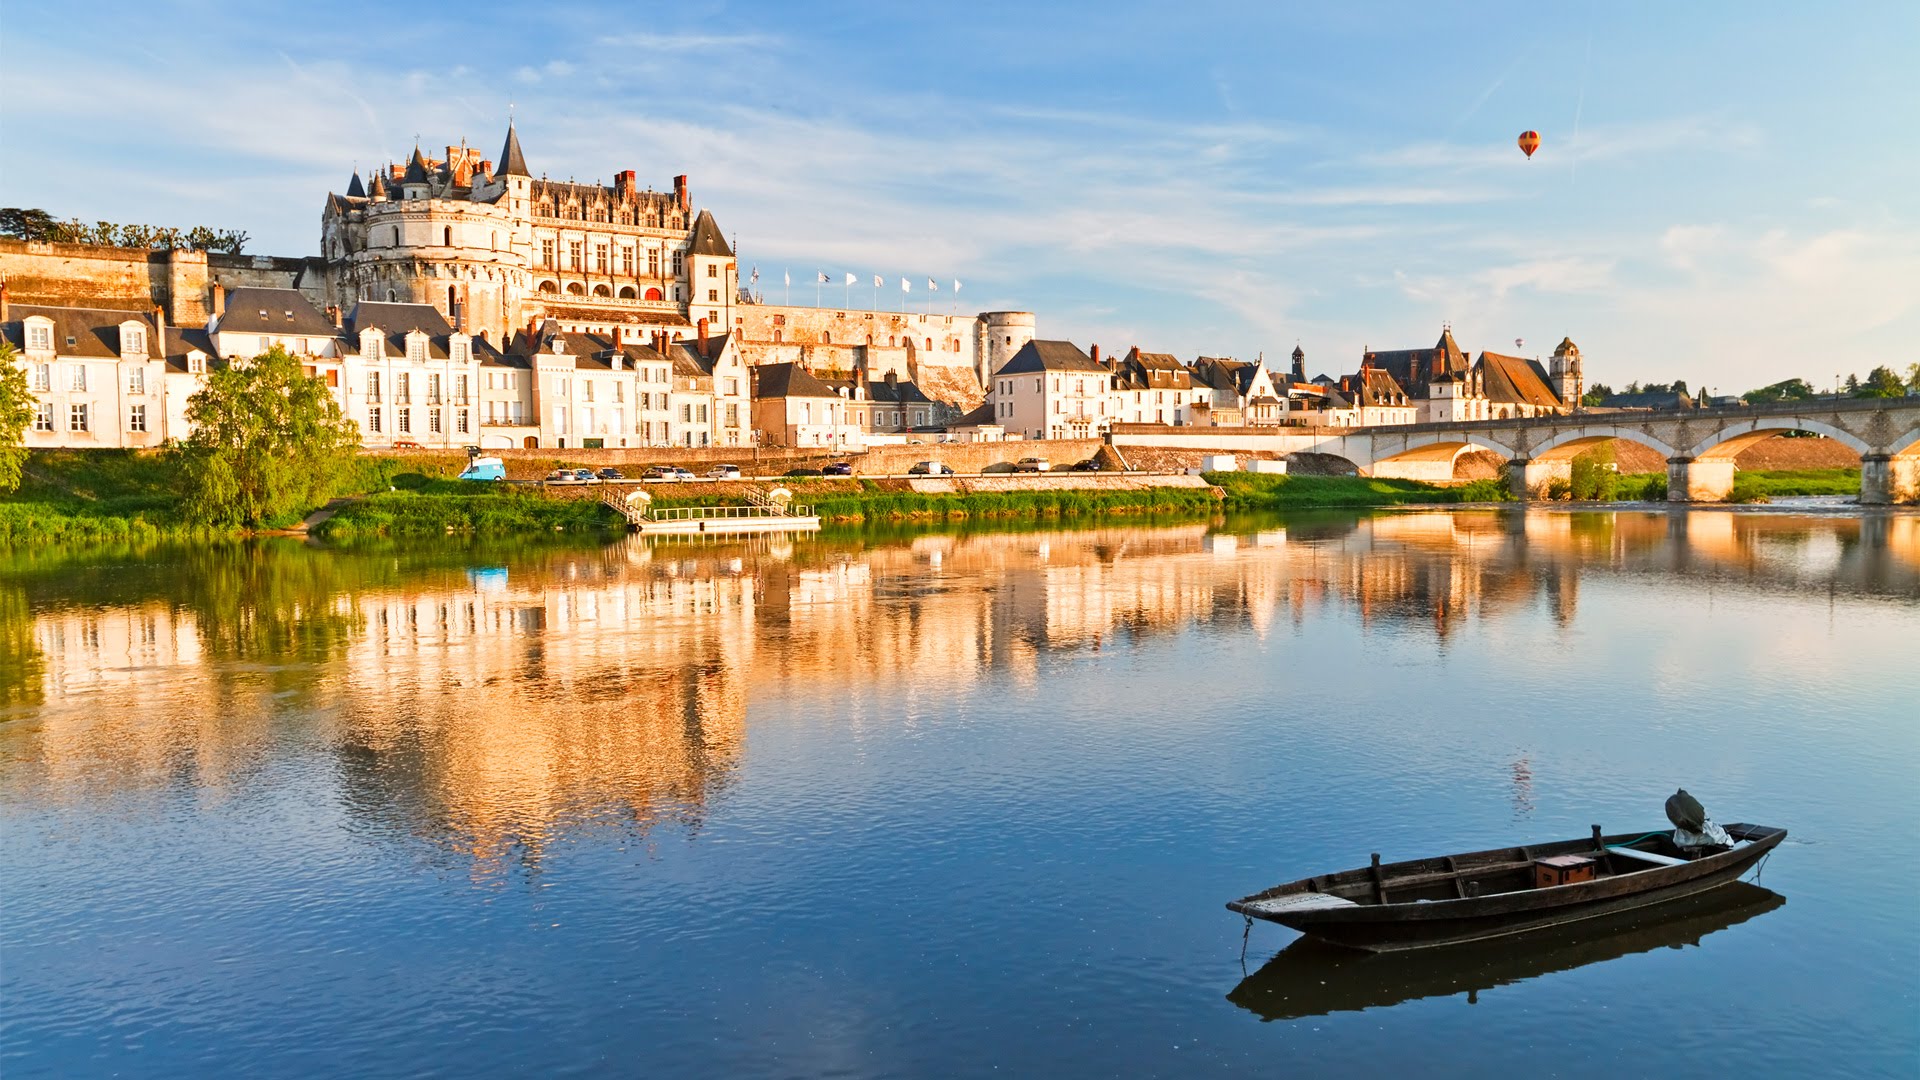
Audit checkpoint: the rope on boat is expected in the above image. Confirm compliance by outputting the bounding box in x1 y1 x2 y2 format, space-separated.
1240 913 1253 969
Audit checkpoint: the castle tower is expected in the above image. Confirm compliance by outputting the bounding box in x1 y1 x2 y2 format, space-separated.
1550 337 1583 410
1290 344 1306 384
979 311 1037 386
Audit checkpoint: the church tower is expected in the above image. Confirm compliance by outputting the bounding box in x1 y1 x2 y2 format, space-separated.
1550 337 1584 411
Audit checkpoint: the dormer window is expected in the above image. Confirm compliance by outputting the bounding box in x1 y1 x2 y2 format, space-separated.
24 320 53 352
406 335 427 363
121 326 146 355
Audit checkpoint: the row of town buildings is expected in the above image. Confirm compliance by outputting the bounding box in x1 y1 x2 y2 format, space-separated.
2 120 1588 451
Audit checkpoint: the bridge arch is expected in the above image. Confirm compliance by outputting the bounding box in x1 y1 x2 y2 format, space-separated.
1684 416 1872 460
1529 425 1679 462
1370 432 1519 466
1882 425 1920 458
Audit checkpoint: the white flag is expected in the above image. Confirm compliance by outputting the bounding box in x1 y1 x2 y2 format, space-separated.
817 271 830 284
784 269 790 286
873 274 883 289
953 279 962 293
901 277 911 293
844 272 858 286
749 266 759 284
928 278 938 293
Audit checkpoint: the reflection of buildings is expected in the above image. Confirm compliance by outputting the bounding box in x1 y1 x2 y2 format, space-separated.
7 509 1916 870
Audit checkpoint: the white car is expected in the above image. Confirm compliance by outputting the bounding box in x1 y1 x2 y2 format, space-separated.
708 465 742 480
1014 457 1051 473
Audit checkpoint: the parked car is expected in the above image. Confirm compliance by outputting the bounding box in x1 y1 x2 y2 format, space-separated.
544 469 583 485
1014 457 1051 473
642 465 678 481
1069 458 1103 472
708 464 743 480
392 439 422 450
572 468 602 484
907 461 951 476
596 467 625 481
822 462 854 476
670 467 697 481
458 456 506 481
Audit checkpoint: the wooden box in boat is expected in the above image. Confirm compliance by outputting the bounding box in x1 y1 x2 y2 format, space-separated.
1226 823 1785 952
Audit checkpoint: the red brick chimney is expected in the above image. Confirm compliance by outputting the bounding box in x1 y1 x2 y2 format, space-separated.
674 175 690 212
326 304 343 327
211 282 225 318
152 304 165 350
1090 344 1100 364
697 317 709 356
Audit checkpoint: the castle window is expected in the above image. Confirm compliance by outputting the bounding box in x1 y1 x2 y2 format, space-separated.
618 286 636 299
448 286 457 310
644 287 662 301
568 241 582 270
926 338 933 350
541 239 555 266
567 282 585 295
707 264 717 278
595 243 608 272
593 284 610 297
444 227 452 247
672 251 684 276
823 332 831 344
538 280 558 294
621 247 634 275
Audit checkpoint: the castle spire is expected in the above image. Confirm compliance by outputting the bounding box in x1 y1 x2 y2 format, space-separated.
346 169 365 198
498 121 530 177
403 145 431 185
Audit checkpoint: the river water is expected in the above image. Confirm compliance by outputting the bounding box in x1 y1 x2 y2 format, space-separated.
3 509 1917 1078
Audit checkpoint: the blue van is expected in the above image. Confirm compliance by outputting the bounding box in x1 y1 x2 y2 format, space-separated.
458 456 506 482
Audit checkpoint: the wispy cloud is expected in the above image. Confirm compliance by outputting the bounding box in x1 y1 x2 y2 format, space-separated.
594 31 780 51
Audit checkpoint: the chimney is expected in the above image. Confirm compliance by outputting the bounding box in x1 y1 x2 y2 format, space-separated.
1090 344 1100 364
152 304 165 352
697 317 709 356
0 278 9 323
211 282 226 318
673 174 689 212
326 304 343 328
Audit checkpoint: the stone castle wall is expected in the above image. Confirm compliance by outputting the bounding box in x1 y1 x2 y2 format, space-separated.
1 240 322 326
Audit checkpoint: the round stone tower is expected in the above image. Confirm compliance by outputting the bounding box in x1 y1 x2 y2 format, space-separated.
978 311 1037 385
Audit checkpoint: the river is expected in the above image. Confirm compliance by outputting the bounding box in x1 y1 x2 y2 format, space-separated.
3 508 1917 1078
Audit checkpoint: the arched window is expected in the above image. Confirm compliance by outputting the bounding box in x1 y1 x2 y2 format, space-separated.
386 289 396 301
538 280 558 294
644 287 662 301
823 332 832 344
443 226 452 247
592 284 610 297
566 282 585 295
618 286 636 299
773 330 782 343
925 338 932 350
448 286 456 309
889 336 897 347
491 232 498 250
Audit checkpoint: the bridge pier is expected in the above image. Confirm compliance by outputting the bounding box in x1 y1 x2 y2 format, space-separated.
1859 455 1920 505
1666 457 1736 503
1506 458 1571 500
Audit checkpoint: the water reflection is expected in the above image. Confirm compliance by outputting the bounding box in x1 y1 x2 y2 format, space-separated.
3 509 1915 874
1228 882 1787 1021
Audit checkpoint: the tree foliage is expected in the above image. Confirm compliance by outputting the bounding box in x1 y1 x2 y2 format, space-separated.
1742 377 1817 404
1582 383 1613 407
0 341 32 495
1855 365 1907 398
174 346 361 527
1 206 248 254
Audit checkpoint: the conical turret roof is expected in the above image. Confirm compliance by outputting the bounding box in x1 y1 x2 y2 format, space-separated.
497 122 530 177
688 209 732 256
404 146 431 184
346 170 366 198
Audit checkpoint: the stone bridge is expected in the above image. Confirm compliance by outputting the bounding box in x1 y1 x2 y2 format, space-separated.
1111 398 1920 503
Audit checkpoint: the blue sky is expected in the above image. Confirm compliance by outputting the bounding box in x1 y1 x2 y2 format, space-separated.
4 2 1915 392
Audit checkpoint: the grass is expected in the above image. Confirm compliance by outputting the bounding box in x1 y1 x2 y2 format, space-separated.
1207 472 1513 511
1728 467 1861 502
314 491 622 540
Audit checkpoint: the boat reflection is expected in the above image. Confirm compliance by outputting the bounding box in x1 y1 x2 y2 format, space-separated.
1227 882 1785 1021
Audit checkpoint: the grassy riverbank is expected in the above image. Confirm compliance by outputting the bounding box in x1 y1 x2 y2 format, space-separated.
1208 473 1513 510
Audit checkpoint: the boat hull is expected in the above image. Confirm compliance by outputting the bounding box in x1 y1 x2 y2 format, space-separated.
1228 826 1784 953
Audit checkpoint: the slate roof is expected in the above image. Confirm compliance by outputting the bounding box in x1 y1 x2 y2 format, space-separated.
404 146 431 184
1597 391 1694 411
1348 366 1410 406
993 339 1105 377
1364 328 1472 397
687 210 732 257
162 327 217 372
1475 351 1562 408
349 302 452 337
219 288 338 337
497 123 530 177
345 171 366 198
755 361 841 400
3 304 158 358
537 304 692 327
952 402 999 428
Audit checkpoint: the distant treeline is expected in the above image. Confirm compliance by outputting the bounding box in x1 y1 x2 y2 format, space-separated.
1584 366 1918 407
1 207 248 255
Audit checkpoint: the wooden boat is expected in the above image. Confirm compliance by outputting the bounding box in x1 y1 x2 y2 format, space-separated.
1227 882 1785 1020
1226 822 1785 953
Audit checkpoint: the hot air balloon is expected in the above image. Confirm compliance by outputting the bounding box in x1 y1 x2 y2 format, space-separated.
1517 130 1541 159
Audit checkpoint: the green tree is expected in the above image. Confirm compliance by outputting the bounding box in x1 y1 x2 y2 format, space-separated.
1582 382 1613 407
0 341 31 494
1856 365 1906 398
1742 377 1816 404
1908 363 1920 392
174 346 361 527
0 207 61 241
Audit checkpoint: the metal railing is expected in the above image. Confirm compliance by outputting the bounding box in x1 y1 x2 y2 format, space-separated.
646 504 813 523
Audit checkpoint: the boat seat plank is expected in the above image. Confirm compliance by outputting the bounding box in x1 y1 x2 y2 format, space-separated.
1607 845 1688 867
1242 893 1360 917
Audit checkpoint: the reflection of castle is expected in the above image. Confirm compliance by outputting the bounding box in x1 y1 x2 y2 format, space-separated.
8 511 1915 871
